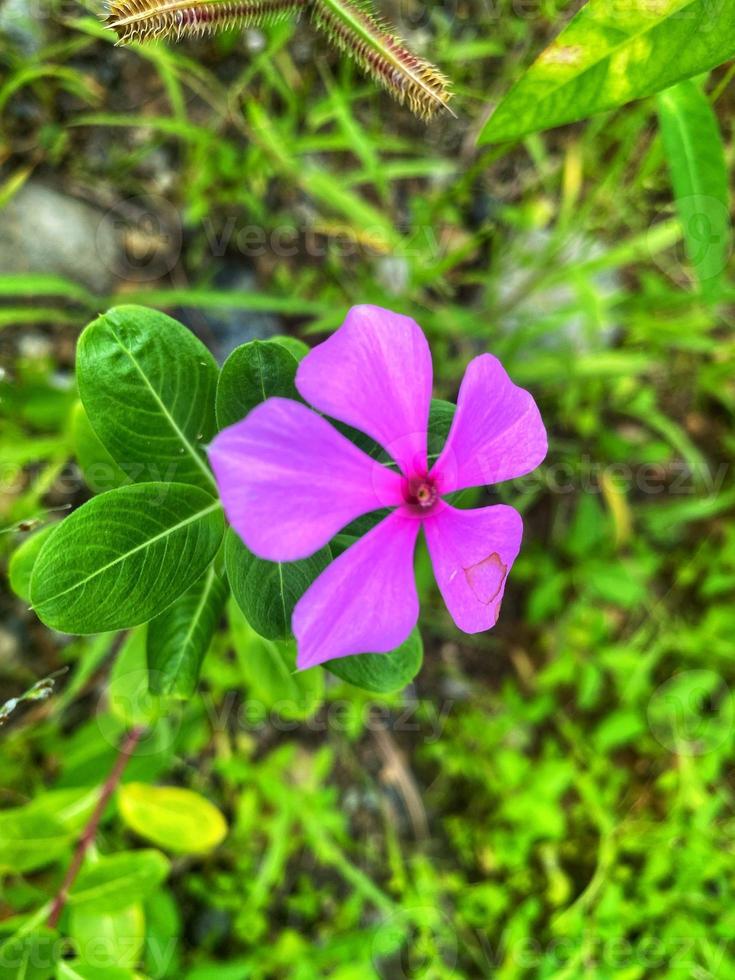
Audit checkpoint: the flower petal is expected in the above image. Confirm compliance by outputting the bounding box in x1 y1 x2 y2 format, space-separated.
208 397 403 562
431 354 547 493
293 511 420 668
423 503 523 633
296 305 433 476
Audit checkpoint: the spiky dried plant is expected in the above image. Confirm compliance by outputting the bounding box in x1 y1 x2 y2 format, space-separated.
104 0 452 119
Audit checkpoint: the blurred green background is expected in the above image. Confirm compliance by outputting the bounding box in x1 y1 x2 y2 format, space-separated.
1 0 734 976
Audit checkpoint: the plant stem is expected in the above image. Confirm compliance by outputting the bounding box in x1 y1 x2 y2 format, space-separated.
47 725 145 928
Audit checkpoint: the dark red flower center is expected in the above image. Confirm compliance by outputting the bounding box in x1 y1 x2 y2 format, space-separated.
402 474 439 515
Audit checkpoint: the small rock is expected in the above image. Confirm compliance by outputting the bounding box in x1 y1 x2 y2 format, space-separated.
0 0 46 53
497 229 619 350
375 255 410 296
0 181 120 292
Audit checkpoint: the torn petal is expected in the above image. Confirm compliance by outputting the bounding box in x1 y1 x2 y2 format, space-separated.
423 503 523 633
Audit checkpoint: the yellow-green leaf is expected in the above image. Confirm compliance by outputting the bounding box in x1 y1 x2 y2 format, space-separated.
117 783 227 854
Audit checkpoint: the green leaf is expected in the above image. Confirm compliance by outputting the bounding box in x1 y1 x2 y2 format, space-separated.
270 335 309 361
72 400 131 494
325 628 424 694
69 850 170 913
109 628 164 728
8 525 56 601
77 305 218 491
479 0 735 143
225 529 330 641
68 904 144 970
31 483 224 634
117 783 228 854
215 338 300 430
427 398 455 465
228 597 324 720
147 565 228 698
657 79 730 295
57 962 138 979
0 919 59 980
0 808 71 873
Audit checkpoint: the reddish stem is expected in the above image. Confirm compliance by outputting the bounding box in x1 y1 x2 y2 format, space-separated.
48 725 145 928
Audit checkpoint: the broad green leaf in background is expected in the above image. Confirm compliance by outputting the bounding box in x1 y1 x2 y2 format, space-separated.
57 961 140 979
77 306 219 491
0 919 59 980
147 565 228 698
325 628 424 694
69 850 170 913
8 524 57 601
118 783 228 854
109 628 164 729
0 808 72 872
225 529 331 641
72 401 131 494
479 0 735 143
68 904 145 970
31 483 224 633
215 338 300 430
228 597 324 720
657 79 730 295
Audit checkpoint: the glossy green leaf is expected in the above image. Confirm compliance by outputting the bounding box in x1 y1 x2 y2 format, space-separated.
657 79 730 295
8 525 56 601
225 529 330 641
325 628 424 694
270 335 310 361
117 782 227 854
31 483 224 634
147 565 228 698
479 0 735 143
77 305 218 490
228 597 324 720
72 400 130 494
68 905 144 971
69 850 170 913
215 338 300 430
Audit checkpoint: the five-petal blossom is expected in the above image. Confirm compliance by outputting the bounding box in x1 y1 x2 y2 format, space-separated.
209 305 547 669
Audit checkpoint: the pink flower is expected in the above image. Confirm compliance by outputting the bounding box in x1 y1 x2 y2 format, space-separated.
209 306 547 669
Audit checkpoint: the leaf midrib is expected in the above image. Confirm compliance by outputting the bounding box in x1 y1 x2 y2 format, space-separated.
34 500 220 608
164 565 218 687
107 321 217 491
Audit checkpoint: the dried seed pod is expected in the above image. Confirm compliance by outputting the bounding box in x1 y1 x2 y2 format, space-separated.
105 0 304 43
311 0 452 120
103 0 453 121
